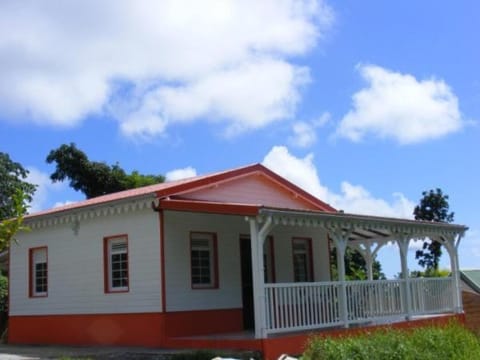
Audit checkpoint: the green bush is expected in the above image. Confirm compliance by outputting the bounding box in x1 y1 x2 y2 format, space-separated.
0 274 7 313
0 274 7 339
303 321 480 360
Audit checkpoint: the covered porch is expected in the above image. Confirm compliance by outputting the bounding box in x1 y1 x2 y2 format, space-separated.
247 208 467 338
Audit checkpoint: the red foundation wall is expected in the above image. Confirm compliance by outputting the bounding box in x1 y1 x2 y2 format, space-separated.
8 308 243 347
9 313 165 347
164 308 243 337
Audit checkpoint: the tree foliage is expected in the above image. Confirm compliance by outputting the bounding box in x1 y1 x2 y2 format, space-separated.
414 188 454 271
0 152 36 221
330 246 385 280
0 189 31 251
0 153 35 252
46 143 165 199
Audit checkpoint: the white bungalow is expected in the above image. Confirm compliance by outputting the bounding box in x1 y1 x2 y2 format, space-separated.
8 164 467 359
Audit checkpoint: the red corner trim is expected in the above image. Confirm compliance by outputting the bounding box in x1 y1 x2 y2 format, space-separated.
159 210 167 313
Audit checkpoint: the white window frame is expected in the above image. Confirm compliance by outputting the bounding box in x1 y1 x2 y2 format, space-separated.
104 235 129 293
30 247 48 297
190 232 218 289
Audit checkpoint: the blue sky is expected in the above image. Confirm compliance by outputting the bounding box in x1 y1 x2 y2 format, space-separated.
1 0 478 278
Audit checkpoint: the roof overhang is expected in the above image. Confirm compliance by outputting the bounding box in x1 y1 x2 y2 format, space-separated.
156 198 260 216
256 208 468 245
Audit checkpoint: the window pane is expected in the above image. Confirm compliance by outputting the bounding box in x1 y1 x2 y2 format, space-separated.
293 239 312 282
31 248 48 296
108 236 128 291
191 233 216 287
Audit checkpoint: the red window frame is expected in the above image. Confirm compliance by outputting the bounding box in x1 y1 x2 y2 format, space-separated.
190 231 219 289
103 234 130 294
29 246 48 298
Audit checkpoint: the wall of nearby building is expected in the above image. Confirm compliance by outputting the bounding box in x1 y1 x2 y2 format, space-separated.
462 291 480 334
9 206 162 316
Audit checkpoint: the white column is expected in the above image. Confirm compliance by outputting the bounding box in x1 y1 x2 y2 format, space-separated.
443 234 464 313
331 232 349 328
352 241 384 281
397 237 412 319
249 216 274 339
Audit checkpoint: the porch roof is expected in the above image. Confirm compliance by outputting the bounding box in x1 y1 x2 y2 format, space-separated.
256 207 468 243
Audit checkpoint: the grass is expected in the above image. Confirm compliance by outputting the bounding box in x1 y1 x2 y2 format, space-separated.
302 321 480 360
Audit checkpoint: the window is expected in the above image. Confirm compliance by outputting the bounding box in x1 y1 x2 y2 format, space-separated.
104 235 129 293
292 238 313 282
29 247 48 297
190 232 218 289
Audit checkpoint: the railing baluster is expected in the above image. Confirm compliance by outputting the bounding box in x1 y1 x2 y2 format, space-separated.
263 277 456 335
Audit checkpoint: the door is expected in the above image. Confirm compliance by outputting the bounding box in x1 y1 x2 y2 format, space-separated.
240 237 254 330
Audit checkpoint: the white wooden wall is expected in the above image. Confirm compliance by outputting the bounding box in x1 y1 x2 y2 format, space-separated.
9 208 161 316
163 211 331 312
270 226 331 283
163 211 247 312
10 208 331 316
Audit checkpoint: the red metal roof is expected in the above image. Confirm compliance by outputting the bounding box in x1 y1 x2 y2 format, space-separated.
25 163 336 219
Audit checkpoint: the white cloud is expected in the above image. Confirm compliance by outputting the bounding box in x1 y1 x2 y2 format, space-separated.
124 59 309 138
289 122 317 148
26 167 66 213
0 0 334 138
457 229 480 270
263 145 330 201
289 112 330 148
166 166 197 182
336 65 464 144
262 145 415 218
53 200 76 208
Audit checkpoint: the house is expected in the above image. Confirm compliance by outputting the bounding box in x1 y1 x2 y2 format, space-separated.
8 164 468 359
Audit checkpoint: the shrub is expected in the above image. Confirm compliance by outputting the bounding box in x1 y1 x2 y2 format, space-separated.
0 274 7 339
303 321 480 360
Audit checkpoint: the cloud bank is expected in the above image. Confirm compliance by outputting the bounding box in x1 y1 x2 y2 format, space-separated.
165 166 197 182
263 145 415 218
0 0 333 138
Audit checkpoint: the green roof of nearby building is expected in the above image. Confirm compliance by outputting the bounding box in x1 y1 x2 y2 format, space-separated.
461 270 480 293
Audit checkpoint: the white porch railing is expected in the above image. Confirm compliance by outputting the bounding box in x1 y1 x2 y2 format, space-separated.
264 277 455 335
410 277 454 315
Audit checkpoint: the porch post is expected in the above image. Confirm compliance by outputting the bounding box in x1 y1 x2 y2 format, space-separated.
351 241 384 281
397 237 412 319
249 216 274 339
443 233 464 313
331 232 349 328
365 248 374 281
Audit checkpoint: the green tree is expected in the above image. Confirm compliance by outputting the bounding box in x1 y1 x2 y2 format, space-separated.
46 143 165 199
0 152 36 221
0 189 31 251
330 247 385 280
414 188 454 272
0 153 36 252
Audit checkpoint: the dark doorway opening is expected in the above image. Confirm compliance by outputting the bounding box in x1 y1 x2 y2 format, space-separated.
240 237 254 330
